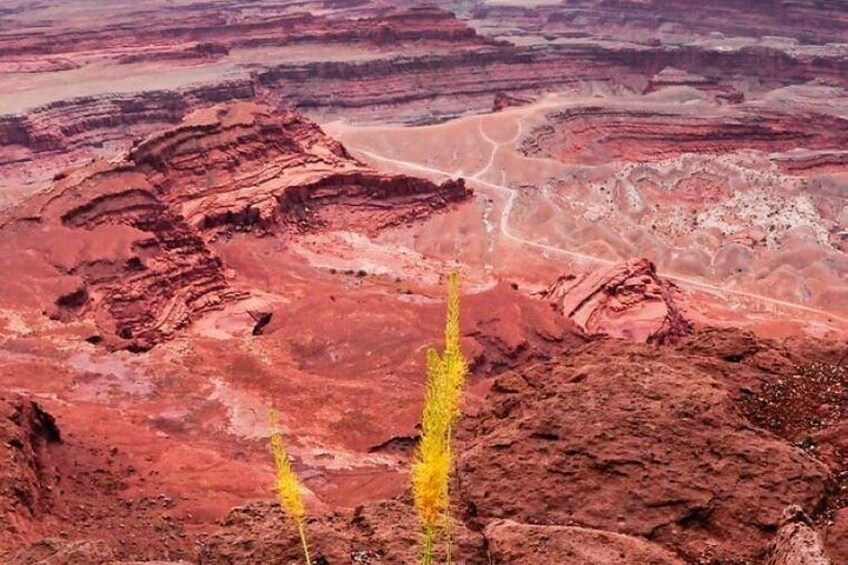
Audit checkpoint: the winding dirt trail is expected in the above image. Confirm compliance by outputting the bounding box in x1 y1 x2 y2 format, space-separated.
346 113 848 326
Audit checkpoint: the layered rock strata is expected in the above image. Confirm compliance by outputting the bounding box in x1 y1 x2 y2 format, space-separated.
543 258 692 344
0 102 469 349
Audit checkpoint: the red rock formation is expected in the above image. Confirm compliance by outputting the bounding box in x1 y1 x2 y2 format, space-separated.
121 102 469 233
0 6 484 59
460 281 589 373
484 520 685 565
774 151 848 176
199 499 486 564
0 102 469 349
543 258 692 344
199 501 686 563
456 339 832 563
0 80 256 162
114 42 230 65
3 41 843 163
645 67 721 94
256 41 848 123
474 0 848 46
492 92 533 112
3 1 848 191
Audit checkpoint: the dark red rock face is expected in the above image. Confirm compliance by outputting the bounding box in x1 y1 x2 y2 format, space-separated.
456 338 834 563
198 499 487 564
155 330 846 564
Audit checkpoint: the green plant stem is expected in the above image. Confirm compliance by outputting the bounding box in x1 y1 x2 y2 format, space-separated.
423 526 435 565
445 428 454 565
297 520 312 565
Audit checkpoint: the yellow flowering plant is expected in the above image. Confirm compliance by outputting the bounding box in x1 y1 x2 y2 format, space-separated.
412 272 467 565
269 410 312 565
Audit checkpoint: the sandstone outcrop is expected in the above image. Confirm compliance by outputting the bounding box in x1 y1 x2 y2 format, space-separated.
0 102 469 349
484 520 685 565
492 92 533 112
646 67 720 94
543 258 692 344
0 81 256 160
461 281 589 373
456 339 832 563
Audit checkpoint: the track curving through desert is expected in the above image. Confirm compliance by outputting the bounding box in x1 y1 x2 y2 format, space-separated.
347 116 848 326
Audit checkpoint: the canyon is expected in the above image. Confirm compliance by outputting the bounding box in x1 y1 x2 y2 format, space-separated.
0 1 846 564
4 1 848 200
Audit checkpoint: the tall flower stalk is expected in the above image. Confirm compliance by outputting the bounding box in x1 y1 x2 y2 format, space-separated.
412 272 467 565
269 410 312 565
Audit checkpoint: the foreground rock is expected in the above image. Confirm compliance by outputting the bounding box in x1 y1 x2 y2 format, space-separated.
198 499 486 564
4 328 844 563
10 539 116 565
764 506 830 565
0 102 468 350
456 338 832 563
484 520 684 565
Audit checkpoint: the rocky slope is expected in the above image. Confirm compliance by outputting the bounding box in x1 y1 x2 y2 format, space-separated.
196 497 688 564
0 395 61 544
16 328 838 564
1 261 845 563
0 102 468 350
455 331 846 563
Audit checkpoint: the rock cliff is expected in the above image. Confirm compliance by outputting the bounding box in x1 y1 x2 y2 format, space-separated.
0 102 469 350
